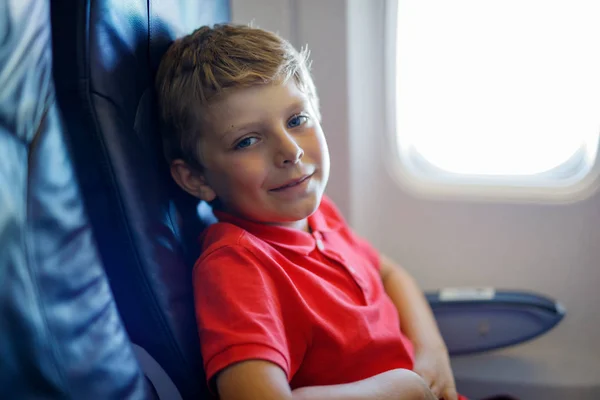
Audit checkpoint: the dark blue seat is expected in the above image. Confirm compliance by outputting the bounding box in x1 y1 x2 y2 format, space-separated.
0 0 148 398
50 1 229 398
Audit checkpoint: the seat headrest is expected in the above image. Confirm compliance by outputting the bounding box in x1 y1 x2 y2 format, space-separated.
0 1 148 398
50 1 229 398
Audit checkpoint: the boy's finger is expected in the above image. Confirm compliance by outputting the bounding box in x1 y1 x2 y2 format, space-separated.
429 382 441 398
415 370 435 389
442 386 458 400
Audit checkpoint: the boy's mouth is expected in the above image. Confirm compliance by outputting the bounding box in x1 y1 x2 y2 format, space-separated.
270 173 314 191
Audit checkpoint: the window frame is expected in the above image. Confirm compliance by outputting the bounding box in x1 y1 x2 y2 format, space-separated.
383 0 600 203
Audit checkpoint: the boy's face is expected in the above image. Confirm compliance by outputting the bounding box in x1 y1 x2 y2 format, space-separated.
174 80 330 230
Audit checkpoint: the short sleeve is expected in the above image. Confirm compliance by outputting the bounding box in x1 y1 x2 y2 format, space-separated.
193 245 290 385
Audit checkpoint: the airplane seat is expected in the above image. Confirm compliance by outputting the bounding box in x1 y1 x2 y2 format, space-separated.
50 0 229 398
0 0 150 398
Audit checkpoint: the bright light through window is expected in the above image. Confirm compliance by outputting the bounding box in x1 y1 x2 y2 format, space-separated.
395 0 600 177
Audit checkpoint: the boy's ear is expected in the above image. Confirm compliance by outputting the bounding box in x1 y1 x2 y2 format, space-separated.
170 159 217 202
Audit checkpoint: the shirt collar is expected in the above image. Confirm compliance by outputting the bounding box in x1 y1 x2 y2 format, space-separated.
212 204 343 255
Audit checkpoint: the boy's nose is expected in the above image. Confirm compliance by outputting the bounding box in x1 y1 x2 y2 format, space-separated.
275 132 304 167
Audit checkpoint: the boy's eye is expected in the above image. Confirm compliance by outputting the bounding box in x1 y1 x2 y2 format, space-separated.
288 114 309 128
235 137 259 149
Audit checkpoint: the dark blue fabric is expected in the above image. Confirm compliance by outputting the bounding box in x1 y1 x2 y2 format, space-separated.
50 1 229 398
0 0 148 398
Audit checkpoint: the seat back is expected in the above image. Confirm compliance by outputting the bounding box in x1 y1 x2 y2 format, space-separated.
50 1 229 398
0 0 148 398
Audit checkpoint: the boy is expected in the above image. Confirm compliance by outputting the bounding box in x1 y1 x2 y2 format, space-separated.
156 24 464 400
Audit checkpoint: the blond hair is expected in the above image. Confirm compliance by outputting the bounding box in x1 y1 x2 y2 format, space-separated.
155 23 320 166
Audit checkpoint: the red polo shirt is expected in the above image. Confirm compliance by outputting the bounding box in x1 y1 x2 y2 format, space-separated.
193 196 414 390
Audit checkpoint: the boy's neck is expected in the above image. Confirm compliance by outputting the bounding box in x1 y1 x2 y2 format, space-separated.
213 205 311 232
266 218 310 233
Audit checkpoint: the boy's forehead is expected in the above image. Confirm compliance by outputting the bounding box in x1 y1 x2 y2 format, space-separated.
204 81 310 131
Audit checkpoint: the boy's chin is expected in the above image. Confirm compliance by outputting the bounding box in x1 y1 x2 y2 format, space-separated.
257 196 322 225
220 192 324 225
280 194 322 218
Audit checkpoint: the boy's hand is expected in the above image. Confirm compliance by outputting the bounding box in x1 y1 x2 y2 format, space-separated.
377 255 458 399
218 360 440 400
412 344 458 400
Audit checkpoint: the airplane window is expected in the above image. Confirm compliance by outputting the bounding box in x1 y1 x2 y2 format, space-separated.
392 0 600 190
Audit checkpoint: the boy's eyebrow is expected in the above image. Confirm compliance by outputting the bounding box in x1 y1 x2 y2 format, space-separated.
284 99 307 116
220 122 258 141
219 100 308 140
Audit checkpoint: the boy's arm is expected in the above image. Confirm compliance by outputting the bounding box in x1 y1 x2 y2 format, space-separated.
379 254 458 400
217 360 437 400
379 254 445 352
